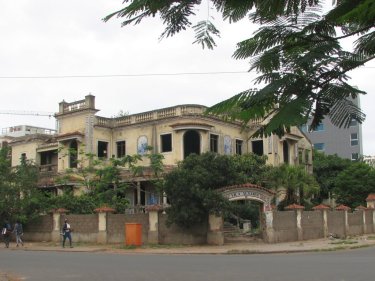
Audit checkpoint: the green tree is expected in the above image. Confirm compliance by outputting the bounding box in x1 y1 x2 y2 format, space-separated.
312 151 352 203
163 152 270 228
267 164 320 209
46 191 98 214
0 147 45 223
333 161 375 208
105 0 372 136
55 145 165 213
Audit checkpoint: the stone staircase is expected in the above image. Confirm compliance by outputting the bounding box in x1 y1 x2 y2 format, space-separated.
223 221 262 243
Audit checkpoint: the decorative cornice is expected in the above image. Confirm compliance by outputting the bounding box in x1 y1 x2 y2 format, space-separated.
170 122 214 131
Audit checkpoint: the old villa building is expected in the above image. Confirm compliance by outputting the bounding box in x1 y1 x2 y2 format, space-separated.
8 95 313 212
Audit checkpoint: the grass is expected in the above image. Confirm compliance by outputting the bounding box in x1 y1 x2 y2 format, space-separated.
329 240 358 245
227 249 261 254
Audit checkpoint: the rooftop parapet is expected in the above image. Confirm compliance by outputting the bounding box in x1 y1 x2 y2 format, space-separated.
57 94 96 115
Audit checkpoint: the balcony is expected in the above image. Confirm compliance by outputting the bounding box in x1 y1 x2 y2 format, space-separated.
94 104 248 128
39 164 58 173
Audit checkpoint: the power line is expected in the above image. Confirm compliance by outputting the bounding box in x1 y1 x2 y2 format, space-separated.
0 110 54 117
0 71 249 79
0 67 374 79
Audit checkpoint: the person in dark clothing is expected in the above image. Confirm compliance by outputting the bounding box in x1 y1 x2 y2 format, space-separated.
2 221 12 248
62 218 73 248
13 221 24 247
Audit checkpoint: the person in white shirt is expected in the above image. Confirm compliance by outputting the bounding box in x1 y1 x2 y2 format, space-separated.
62 218 73 248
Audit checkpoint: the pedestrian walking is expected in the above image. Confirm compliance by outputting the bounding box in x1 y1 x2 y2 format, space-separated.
62 218 73 248
13 221 24 247
2 220 12 248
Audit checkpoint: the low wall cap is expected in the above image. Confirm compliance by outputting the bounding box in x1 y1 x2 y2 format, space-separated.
312 204 330 210
94 206 115 213
51 208 69 213
285 203 305 210
145 204 164 212
335 204 351 211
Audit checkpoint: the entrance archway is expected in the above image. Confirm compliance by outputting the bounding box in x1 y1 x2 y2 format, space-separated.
217 183 275 242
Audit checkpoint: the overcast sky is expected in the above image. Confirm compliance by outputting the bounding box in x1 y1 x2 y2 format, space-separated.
1 1 374 155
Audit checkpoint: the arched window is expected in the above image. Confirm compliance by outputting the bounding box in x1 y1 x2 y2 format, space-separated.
283 140 289 164
183 130 200 159
69 140 78 168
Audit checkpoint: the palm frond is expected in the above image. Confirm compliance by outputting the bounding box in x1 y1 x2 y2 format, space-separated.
206 88 278 125
192 20 220 49
159 2 196 39
215 0 256 23
103 0 153 23
252 95 311 137
354 31 375 56
329 98 366 128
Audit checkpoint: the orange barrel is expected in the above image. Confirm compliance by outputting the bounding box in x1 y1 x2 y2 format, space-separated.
125 223 142 246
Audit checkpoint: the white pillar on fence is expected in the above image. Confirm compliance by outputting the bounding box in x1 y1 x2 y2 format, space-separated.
363 210 367 234
207 213 224 245
95 206 115 244
146 205 162 244
312 204 330 238
51 208 69 242
296 209 303 241
264 211 275 243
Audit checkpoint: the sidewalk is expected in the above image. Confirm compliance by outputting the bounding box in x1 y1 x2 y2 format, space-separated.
3 235 375 254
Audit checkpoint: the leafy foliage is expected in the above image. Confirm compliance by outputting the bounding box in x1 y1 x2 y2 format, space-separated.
0 147 46 224
312 151 352 203
55 145 165 214
333 161 375 208
163 152 271 228
267 163 320 209
225 200 261 228
105 0 373 136
46 192 98 214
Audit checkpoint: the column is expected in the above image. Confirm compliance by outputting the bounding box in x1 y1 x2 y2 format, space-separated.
264 211 275 243
162 192 168 214
207 213 224 245
137 182 141 206
95 207 115 244
97 212 107 244
51 208 68 242
296 209 303 241
147 206 161 244
322 209 328 238
344 210 349 238
51 212 61 242
362 210 367 234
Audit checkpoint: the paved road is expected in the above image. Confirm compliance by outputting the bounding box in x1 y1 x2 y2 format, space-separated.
0 247 374 281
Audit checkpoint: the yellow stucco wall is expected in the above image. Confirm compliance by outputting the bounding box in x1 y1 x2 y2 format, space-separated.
54 108 312 168
11 142 41 166
11 96 313 174
58 113 89 134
